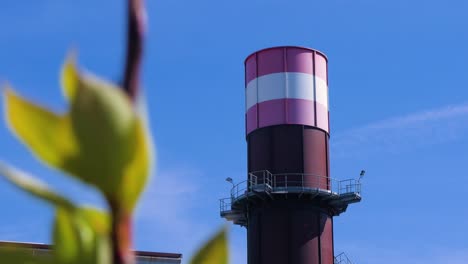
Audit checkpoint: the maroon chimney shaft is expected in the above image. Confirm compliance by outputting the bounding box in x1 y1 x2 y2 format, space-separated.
220 46 361 264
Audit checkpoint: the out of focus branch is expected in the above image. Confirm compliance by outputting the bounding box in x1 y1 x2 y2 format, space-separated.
123 0 146 102
112 2 147 264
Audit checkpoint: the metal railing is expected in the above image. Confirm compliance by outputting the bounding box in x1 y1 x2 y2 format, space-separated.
230 172 261 199
334 252 353 264
241 170 359 197
338 179 361 194
220 170 361 214
219 198 231 213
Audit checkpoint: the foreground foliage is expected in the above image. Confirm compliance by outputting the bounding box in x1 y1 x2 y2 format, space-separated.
0 1 228 264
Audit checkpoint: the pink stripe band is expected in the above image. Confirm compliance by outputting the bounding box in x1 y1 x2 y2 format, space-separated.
246 99 329 134
245 47 328 85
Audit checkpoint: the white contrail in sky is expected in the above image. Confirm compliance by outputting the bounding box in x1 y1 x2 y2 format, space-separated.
331 103 468 158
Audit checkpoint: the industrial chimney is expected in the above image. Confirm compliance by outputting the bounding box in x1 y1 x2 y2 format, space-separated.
220 46 361 264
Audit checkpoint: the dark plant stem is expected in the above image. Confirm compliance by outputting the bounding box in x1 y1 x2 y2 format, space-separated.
123 0 146 101
109 200 134 264
114 1 146 263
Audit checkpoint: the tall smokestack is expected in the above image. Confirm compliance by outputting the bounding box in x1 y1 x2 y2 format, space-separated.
221 46 361 264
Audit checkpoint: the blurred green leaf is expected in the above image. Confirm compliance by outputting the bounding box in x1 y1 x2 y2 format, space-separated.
64 59 151 210
79 207 110 235
53 207 111 264
3 88 78 170
79 208 111 264
0 247 52 264
67 66 137 197
190 227 229 264
53 208 82 264
3 55 152 212
0 162 75 210
119 119 151 211
0 162 111 264
61 53 79 101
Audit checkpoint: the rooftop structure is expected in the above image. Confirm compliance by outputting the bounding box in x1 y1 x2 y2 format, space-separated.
0 241 182 264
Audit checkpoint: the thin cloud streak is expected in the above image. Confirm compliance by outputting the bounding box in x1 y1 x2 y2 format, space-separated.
331 103 468 158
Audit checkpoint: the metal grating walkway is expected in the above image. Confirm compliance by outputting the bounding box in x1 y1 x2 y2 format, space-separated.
220 170 362 226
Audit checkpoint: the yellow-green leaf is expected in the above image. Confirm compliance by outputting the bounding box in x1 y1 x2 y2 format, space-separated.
0 162 75 210
61 53 79 101
68 69 138 197
119 119 152 211
79 208 111 264
53 208 81 264
3 55 153 212
190 227 229 264
53 207 111 264
0 162 111 264
79 207 110 235
3 88 78 169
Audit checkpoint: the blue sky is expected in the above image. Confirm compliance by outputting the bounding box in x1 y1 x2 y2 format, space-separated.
1 0 468 263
